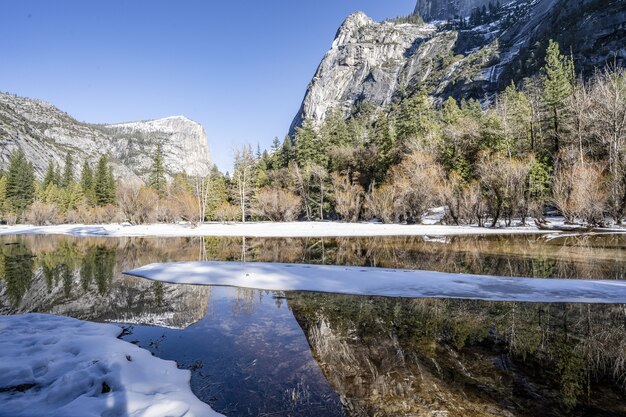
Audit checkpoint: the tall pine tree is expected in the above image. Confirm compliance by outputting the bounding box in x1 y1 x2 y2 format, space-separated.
6 150 35 213
94 156 115 206
149 143 166 197
61 152 74 188
80 161 94 204
542 39 573 158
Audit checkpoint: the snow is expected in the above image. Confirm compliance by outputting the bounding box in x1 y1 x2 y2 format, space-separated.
125 262 626 304
0 314 223 417
0 221 556 238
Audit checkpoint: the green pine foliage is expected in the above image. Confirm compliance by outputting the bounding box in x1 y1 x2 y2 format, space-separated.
149 143 166 197
6 150 35 214
542 39 573 156
80 161 95 205
94 156 115 206
61 152 74 188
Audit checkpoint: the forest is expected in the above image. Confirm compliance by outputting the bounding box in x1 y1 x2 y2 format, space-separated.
0 41 625 228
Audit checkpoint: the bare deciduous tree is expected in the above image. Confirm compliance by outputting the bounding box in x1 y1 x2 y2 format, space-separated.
331 172 364 222
232 145 255 222
253 187 302 221
116 183 157 225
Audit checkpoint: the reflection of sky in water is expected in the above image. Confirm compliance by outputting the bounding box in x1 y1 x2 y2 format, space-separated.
0 234 625 416
123 287 345 417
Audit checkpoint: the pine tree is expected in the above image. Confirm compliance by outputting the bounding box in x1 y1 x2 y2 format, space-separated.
80 161 94 204
372 112 396 183
395 94 438 149
43 161 58 189
149 143 166 197
6 150 35 213
321 109 351 147
542 39 573 157
94 156 115 206
295 120 325 168
61 152 74 188
107 167 116 204
280 135 295 168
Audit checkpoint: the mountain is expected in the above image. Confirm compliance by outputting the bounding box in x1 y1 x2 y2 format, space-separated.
414 0 492 21
290 0 626 133
0 92 212 181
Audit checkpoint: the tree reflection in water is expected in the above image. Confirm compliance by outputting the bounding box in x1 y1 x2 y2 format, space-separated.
0 234 625 416
288 293 626 416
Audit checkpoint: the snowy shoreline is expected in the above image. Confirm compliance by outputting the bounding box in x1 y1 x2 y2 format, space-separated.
0 221 560 238
125 261 626 304
0 314 223 417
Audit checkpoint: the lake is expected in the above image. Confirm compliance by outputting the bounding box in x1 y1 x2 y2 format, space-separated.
1 234 625 416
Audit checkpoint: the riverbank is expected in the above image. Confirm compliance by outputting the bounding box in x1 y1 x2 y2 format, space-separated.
0 221 563 238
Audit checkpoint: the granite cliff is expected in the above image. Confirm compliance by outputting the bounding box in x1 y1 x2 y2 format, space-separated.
0 92 212 181
291 0 626 133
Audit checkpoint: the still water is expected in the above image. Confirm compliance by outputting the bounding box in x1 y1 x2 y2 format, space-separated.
0 234 625 416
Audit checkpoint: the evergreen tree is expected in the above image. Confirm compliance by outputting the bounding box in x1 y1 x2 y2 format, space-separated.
395 94 438 149
5 150 35 213
321 109 351 147
280 135 295 168
61 152 74 188
295 120 325 168
205 166 228 220
94 156 115 206
149 143 166 197
107 167 116 204
372 112 396 183
542 39 573 157
80 161 94 203
43 161 58 189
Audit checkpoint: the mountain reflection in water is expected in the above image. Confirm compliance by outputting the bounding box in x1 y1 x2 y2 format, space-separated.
0 234 625 416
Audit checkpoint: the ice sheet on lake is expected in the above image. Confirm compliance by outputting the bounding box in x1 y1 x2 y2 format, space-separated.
125 262 626 304
0 314 223 417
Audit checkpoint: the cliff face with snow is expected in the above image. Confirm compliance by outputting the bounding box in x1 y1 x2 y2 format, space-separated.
414 0 492 21
289 12 451 132
291 0 626 133
0 93 212 181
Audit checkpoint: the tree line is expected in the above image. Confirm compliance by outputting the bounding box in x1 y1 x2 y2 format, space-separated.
236 40 626 227
1 40 624 227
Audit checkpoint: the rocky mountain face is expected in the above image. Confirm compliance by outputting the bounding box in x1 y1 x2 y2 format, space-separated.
414 0 492 21
290 12 446 132
291 0 626 133
0 92 212 181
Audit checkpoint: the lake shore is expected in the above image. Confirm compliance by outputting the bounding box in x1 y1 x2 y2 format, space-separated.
0 221 563 238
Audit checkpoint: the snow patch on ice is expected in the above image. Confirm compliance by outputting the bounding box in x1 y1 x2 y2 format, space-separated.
125 262 626 304
0 314 223 417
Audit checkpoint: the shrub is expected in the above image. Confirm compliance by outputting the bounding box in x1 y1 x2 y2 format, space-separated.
23 202 60 226
253 187 302 221
215 203 240 223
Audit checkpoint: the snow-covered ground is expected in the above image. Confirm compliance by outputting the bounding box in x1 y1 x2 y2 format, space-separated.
0 314 223 417
125 262 626 304
0 221 555 238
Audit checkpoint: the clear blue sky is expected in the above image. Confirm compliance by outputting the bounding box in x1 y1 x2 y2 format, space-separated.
1 1 416 172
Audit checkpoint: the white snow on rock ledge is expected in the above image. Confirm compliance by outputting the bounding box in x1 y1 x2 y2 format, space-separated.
0 314 223 417
0 221 555 238
125 262 626 304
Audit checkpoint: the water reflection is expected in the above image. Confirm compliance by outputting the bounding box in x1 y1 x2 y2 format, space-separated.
287 293 626 416
0 234 625 416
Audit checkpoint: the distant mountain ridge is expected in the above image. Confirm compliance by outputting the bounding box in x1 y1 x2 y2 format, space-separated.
0 92 212 181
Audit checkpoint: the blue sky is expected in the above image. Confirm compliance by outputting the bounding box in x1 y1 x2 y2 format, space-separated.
1 1 416 171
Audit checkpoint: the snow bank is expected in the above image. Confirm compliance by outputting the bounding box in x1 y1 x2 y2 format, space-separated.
125 262 626 304
0 314 223 417
0 221 553 238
